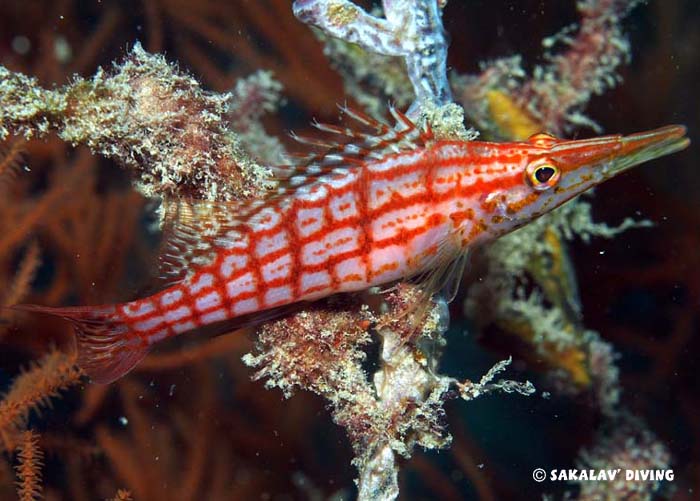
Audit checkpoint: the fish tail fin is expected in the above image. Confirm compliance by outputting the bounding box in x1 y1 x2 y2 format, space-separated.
11 304 149 384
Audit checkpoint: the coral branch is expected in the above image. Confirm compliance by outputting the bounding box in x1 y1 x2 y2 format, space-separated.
227 71 288 165
0 44 271 201
316 31 414 117
0 149 94 258
137 333 247 371
455 0 644 136
519 0 644 132
244 287 533 500
0 137 26 185
293 0 452 113
0 351 82 452
14 430 43 501
454 357 535 401
464 197 648 403
574 414 671 499
1 242 40 310
0 1 686 498
0 68 65 140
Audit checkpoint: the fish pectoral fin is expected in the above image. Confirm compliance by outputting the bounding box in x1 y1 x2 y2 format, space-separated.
379 239 469 346
11 304 148 384
436 250 471 304
410 233 470 304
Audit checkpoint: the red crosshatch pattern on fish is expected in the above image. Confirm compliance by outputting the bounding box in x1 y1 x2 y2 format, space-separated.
14 107 689 383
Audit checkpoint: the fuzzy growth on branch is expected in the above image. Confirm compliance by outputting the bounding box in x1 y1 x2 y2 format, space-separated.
0 43 271 201
244 287 533 500
454 0 644 137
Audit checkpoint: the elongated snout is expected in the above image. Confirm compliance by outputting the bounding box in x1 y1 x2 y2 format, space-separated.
548 125 689 180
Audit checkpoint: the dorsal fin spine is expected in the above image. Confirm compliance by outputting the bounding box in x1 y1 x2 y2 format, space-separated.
276 106 429 191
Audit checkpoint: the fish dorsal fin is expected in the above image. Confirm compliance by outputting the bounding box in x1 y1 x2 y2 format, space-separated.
271 105 433 192
158 197 274 286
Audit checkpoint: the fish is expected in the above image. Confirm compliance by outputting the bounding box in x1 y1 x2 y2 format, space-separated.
14 107 689 384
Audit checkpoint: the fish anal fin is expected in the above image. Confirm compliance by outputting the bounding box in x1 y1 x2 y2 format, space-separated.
11 304 148 384
213 302 306 336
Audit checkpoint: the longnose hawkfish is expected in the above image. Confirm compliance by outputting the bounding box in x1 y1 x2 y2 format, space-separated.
16 108 689 383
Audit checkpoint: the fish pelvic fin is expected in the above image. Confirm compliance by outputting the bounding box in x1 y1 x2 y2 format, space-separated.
11 304 148 384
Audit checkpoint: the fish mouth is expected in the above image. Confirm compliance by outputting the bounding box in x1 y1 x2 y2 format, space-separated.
604 125 690 177
550 125 690 179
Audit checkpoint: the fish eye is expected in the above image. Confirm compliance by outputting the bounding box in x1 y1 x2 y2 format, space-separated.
526 159 560 191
